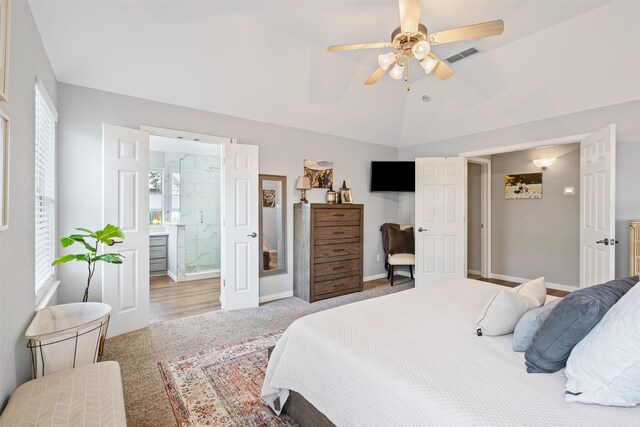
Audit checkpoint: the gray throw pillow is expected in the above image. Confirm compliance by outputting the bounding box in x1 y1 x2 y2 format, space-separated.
525 277 638 373
512 299 559 352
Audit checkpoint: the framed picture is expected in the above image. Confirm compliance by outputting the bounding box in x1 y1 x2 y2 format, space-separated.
304 159 333 189
0 0 10 101
262 189 276 207
0 109 9 230
505 173 542 199
340 188 352 204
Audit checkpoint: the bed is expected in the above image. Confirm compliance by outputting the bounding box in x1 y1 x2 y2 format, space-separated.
261 278 640 426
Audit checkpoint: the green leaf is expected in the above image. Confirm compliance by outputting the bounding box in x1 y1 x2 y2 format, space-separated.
52 254 77 266
60 237 75 248
68 235 97 253
75 228 98 239
74 253 90 262
96 224 125 246
94 253 125 264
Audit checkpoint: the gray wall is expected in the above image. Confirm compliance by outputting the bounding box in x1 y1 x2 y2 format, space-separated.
491 144 580 286
398 100 640 279
467 163 482 273
0 1 59 407
56 83 400 303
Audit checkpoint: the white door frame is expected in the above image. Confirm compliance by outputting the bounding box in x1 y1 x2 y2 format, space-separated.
140 125 232 306
466 157 491 279
458 129 615 289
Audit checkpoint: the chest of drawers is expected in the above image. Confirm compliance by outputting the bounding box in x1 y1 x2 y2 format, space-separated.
630 221 640 276
294 203 364 302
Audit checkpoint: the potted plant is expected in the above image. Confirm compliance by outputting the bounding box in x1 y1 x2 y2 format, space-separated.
53 224 125 302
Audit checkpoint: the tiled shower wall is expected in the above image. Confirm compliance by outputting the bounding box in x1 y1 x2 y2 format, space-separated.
164 153 221 274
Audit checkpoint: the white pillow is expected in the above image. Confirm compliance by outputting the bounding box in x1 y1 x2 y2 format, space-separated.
565 281 640 406
477 290 540 336
477 277 546 336
512 277 547 306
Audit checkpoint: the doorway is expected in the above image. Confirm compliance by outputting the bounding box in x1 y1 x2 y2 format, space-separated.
147 132 224 323
466 157 491 280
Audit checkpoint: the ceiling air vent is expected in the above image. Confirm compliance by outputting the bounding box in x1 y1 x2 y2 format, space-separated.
446 47 479 63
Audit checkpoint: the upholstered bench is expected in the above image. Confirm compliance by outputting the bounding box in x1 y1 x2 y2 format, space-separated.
0 361 126 426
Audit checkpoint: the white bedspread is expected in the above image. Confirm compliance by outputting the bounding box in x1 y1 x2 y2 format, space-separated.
261 278 640 426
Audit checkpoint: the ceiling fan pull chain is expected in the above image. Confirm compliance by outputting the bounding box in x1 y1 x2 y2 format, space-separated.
405 61 411 91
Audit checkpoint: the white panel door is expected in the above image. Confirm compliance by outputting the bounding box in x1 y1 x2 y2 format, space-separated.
102 124 150 336
415 157 466 286
221 142 259 310
580 124 616 287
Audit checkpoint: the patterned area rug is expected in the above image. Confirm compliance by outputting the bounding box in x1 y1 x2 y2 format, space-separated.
158 331 297 427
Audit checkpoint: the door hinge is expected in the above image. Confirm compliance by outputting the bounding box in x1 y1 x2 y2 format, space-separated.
222 279 226 288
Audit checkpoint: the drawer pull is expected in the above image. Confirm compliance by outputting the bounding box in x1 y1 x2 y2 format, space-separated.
333 266 345 270
332 249 344 252
333 231 345 235
333 214 345 217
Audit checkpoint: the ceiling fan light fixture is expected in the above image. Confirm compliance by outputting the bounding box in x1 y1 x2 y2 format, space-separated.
419 56 438 74
389 62 405 80
411 40 431 60
378 52 396 71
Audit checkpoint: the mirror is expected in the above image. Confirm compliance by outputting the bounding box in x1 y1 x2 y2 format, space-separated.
259 175 287 276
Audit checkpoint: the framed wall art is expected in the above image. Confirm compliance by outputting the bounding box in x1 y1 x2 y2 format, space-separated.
505 173 542 200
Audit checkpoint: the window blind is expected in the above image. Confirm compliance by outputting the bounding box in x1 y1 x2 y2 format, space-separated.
35 81 58 297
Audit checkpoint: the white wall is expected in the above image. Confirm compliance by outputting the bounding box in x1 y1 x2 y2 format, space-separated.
56 83 400 303
399 100 640 279
490 144 580 286
0 1 59 407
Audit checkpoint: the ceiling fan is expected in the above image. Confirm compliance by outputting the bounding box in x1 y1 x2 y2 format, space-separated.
328 0 504 89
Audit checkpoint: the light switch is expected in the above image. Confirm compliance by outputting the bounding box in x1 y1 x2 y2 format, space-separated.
564 187 576 196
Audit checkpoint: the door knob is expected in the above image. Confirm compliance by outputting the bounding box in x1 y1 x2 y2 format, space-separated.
418 227 427 232
595 238 610 245
247 232 257 238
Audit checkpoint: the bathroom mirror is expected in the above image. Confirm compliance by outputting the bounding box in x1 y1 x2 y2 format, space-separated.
259 174 287 277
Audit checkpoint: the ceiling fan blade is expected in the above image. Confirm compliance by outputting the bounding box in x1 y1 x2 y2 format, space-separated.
399 0 421 34
428 20 504 45
428 53 455 80
328 42 391 52
364 66 389 85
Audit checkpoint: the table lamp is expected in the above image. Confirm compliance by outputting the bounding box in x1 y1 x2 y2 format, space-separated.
296 176 311 203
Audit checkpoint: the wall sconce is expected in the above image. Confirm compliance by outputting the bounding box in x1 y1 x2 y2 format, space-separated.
533 158 556 170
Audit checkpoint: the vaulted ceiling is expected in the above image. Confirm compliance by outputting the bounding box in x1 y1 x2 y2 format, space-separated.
28 1 640 147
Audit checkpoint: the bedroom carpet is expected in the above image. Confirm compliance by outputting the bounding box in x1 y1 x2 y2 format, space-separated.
158 331 294 427
103 278 413 427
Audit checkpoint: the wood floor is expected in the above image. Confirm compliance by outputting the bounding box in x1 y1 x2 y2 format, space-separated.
468 274 569 297
149 272 566 323
150 275 221 323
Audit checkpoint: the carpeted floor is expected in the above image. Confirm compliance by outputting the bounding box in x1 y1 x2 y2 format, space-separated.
104 278 414 427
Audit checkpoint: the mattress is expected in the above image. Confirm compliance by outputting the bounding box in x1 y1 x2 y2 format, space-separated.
261 278 640 426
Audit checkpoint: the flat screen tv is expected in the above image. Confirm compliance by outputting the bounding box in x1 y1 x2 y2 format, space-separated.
370 161 415 192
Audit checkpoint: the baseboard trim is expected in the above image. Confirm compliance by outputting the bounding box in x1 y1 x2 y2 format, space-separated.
491 273 578 292
167 271 178 282
260 291 294 304
467 269 481 276
363 273 387 282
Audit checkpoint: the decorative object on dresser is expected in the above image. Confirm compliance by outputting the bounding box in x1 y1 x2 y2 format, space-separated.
325 186 337 203
295 176 311 203
150 234 168 276
339 180 352 204
294 203 364 302
631 220 640 276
